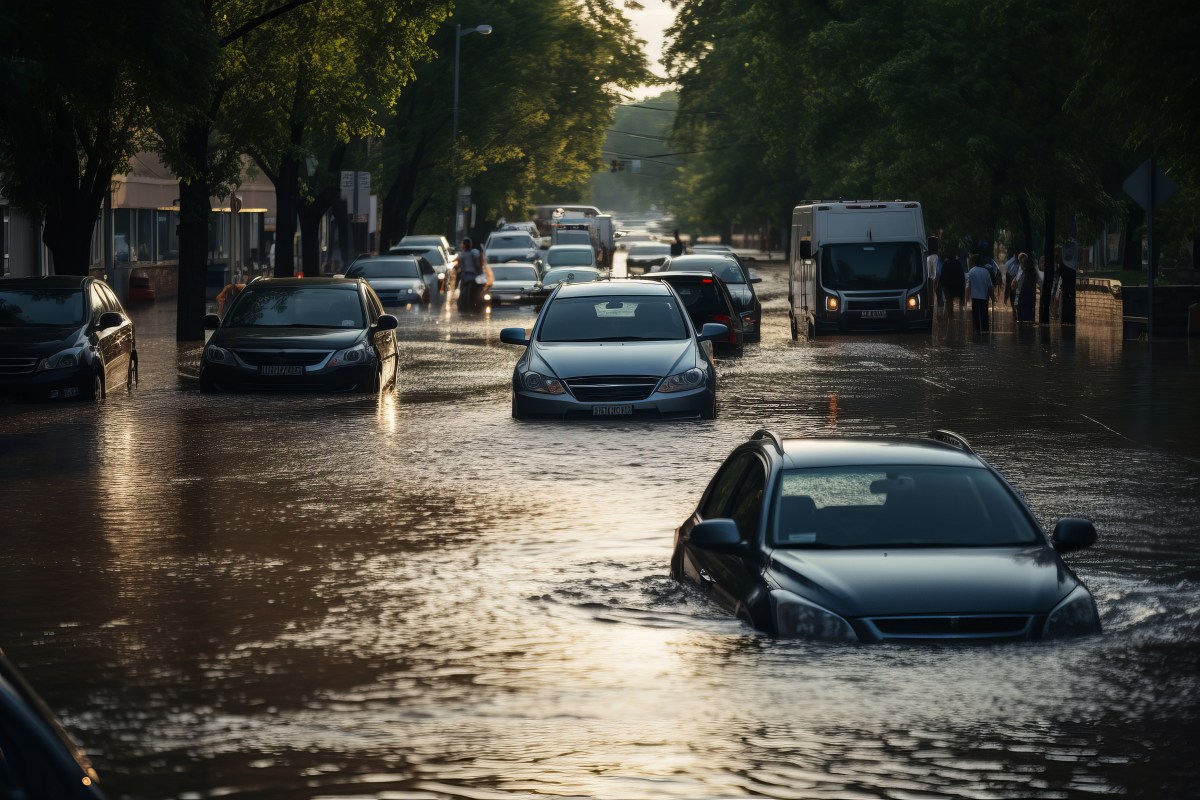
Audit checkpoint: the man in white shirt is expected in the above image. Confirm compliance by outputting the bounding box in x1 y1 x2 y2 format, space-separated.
966 254 993 332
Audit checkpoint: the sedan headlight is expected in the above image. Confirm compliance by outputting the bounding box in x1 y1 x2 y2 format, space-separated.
772 590 858 641
658 367 706 393
521 371 566 395
36 347 83 371
329 342 371 367
1042 584 1101 640
204 344 231 363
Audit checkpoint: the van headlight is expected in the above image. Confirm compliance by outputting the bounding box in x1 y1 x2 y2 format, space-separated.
659 367 705 393
1042 585 1101 640
37 348 83 371
772 590 858 641
329 342 371 366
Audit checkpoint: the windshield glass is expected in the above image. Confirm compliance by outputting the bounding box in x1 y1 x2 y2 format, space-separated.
555 231 592 246
771 465 1041 548
547 249 594 267
629 244 671 257
541 268 599 284
346 260 421 279
539 295 686 342
486 234 537 249
664 257 744 284
0 289 85 326
664 280 727 319
225 287 364 329
491 265 539 281
821 242 924 290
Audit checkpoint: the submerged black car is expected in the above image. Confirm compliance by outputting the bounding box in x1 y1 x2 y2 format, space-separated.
672 430 1101 642
638 270 745 355
651 254 762 341
0 275 137 401
199 278 398 393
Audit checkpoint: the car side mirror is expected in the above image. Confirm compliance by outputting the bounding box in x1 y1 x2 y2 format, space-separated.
202 314 221 330
698 323 728 342
799 240 813 260
689 519 749 555
96 311 124 329
500 327 529 346
1052 517 1097 553
374 314 398 331
750 276 762 284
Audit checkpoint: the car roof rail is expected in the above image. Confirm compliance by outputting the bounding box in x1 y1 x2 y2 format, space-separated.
751 428 784 455
929 429 974 454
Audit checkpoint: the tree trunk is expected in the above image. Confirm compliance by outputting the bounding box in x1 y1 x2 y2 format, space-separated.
298 205 324 273
274 159 299 277
1039 199 1056 325
175 121 213 341
1015 195 1034 257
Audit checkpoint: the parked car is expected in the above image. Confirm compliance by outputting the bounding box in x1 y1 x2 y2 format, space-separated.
199 277 398 393
651 253 763 341
344 256 435 305
638 270 745 355
483 231 541 266
624 242 672 275
672 429 1102 642
387 244 455 292
395 235 456 288
499 279 728 420
0 275 137 401
541 244 598 274
485 263 542 307
0 648 107 798
498 221 541 239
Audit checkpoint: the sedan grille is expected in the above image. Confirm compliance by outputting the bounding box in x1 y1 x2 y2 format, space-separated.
233 350 330 368
0 357 39 376
565 375 659 402
865 615 1034 641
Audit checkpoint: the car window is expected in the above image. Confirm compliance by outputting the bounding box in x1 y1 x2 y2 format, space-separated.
547 249 594 267
667 258 744 284
225 286 364 329
728 457 768 540
491 265 539 281
771 465 1042 548
538 295 686 342
365 287 384 319
97 282 122 313
487 234 536 248
0 288 85 326
88 284 107 322
665 280 725 317
346 260 421 279
700 452 758 518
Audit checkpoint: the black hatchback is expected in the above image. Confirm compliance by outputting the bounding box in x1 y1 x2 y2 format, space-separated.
199 278 399 393
0 275 138 401
638 270 746 354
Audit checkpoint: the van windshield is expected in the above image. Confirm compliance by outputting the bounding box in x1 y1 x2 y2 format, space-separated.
820 242 923 290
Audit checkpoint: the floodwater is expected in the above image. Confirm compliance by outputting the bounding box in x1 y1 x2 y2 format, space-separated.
1 261 1198 800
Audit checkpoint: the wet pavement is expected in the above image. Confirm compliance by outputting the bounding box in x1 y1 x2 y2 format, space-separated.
1 260 1199 799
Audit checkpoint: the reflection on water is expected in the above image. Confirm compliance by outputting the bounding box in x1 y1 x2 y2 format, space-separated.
0 264 1197 799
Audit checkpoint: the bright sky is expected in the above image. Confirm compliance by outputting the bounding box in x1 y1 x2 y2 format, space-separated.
624 0 676 100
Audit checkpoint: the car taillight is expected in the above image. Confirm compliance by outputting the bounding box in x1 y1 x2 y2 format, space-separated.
712 313 738 343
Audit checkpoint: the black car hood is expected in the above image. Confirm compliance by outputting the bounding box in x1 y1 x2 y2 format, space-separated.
0 326 81 355
770 545 1077 617
212 327 365 350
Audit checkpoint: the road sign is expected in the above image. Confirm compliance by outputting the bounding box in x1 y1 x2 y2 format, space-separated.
1123 159 1178 212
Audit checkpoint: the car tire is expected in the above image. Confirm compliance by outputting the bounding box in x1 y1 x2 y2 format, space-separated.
363 367 382 394
80 370 104 402
126 353 138 391
789 310 799 341
700 395 717 420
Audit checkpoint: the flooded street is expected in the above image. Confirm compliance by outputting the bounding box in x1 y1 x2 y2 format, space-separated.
2 262 1199 799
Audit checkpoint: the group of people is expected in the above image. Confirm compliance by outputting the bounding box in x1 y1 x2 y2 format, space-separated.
929 235 1076 333
453 237 493 312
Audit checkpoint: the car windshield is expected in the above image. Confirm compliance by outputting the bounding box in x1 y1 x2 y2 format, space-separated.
664 257 745 284
224 286 364 329
541 268 599 284
555 232 592 246
539 295 687 342
491 265 539 281
346 260 421 279
547 249 594 267
629 244 671 257
0 289 85 326
771 465 1041 548
821 242 924 290
487 235 536 249
391 247 445 266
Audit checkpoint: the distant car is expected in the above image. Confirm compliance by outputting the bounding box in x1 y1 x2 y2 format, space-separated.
639 270 745 355
0 648 106 798
692 243 762 262
483 231 541 266
485 263 542 307
531 266 602 306
344 256 435 305
652 253 763 341
542 244 598 273
499 279 728 420
625 242 672 275
199 277 399 393
499 221 541 239
396 235 456 288
616 232 658 250
0 275 138 401
672 429 1102 642
387 244 455 292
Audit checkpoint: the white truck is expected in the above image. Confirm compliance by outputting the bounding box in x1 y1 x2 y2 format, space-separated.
550 209 616 268
788 200 932 339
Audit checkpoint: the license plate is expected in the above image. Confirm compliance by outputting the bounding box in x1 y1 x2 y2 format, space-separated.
860 310 887 319
592 405 633 416
260 365 304 376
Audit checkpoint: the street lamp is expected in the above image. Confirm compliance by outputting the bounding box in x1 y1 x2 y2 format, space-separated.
452 23 492 244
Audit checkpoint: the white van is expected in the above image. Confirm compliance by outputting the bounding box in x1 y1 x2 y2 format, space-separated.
788 201 932 338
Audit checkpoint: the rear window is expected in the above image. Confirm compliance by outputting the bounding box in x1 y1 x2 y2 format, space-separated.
664 280 725 317
491 265 539 281
665 258 744 284
547 249 594 267
346 260 421 279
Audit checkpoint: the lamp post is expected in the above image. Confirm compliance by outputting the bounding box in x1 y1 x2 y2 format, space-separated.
452 23 492 244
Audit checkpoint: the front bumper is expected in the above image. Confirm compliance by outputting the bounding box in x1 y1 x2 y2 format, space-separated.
0 366 93 400
199 359 377 392
513 383 714 420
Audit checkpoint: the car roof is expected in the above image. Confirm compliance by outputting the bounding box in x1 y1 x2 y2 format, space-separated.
756 434 986 470
0 275 91 289
246 277 361 289
640 270 728 283
668 254 738 264
555 279 668 298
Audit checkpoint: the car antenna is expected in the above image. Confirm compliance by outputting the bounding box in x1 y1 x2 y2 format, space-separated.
751 428 784 455
928 429 974 454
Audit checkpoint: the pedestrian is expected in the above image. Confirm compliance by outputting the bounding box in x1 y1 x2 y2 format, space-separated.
983 250 1002 307
1014 252 1039 322
1056 246 1077 325
456 238 484 312
938 248 966 319
669 229 684 257
927 234 943 309
1004 251 1020 309
215 281 246 318
966 254 992 333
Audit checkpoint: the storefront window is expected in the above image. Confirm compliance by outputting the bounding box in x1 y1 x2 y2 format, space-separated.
113 208 132 264
136 209 154 262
